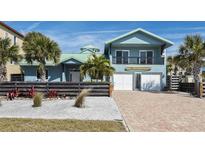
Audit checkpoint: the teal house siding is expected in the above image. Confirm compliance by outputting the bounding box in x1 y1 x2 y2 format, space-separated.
111 46 164 64
112 64 166 88
19 45 102 82
22 65 62 82
104 28 173 90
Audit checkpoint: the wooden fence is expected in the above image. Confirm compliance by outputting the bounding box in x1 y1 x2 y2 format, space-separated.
167 75 180 90
179 83 195 93
0 82 111 97
199 82 205 98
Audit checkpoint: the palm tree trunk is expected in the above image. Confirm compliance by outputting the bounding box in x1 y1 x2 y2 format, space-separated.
40 69 46 81
38 64 46 82
193 62 201 97
0 64 7 82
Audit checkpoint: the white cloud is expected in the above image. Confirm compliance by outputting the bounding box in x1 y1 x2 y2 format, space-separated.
161 31 205 40
166 26 205 31
20 22 41 34
46 32 109 53
73 29 130 34
26 22 41 31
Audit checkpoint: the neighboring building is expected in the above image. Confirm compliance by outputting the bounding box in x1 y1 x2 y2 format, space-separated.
20 46 101 82
104 28 173 91
0 21 24 81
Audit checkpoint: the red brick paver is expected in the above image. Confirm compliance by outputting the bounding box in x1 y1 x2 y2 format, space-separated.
113 91 205 132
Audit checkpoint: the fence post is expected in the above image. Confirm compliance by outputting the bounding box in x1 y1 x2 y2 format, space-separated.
78 82 81 94
109 83 113 97
199 82 203 98
15 82 17 90
47 82 49 95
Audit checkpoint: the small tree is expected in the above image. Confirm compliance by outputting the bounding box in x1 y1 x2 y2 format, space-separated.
176 35 205 95
0 37 21 81
80 53 115 82
22 32 61 81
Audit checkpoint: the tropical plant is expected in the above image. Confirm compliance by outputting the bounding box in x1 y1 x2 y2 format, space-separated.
22 32 61 81
80 53 115 82
177 35 205 81
32 92 43 107
167 56 175 75
175 35 205 94
0 37 21 81
74 89 91 108
167 56 182 75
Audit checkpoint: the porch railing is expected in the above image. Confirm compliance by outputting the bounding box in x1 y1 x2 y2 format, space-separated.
112 56 164 65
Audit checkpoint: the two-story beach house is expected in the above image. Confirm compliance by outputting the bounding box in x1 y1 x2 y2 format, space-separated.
19 28 173 91
0 22 24 81
104 28 173 91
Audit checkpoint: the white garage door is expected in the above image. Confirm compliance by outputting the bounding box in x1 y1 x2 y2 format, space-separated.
113 74 133 90
141 74 161 91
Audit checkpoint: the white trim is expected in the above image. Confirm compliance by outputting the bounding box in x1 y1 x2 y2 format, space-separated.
105 28 174 47
115 49 130 64
139 50 154 64
113 73 133 90
140 73 162 91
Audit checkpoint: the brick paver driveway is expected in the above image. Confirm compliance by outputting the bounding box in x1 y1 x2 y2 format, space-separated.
113 91 205 132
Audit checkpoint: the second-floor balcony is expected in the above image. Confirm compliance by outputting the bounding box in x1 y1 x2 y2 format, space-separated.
112 56 164 65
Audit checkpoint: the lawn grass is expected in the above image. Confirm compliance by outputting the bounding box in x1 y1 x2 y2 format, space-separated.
0 118 126 132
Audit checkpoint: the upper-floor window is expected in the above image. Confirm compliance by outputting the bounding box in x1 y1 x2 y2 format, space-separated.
5 32 8 38
116 50 129 64
139 50 154 64
14 36 17 45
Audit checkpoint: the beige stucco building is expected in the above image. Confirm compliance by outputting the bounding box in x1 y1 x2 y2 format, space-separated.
0 22 24 81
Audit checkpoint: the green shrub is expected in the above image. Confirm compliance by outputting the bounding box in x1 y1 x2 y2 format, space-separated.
32 93 43 107
74 89 91 108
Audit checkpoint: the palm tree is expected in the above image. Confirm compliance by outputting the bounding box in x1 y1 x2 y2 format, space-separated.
167 56 176 75
167 55 184 75
177 35 205 94
0 37 21 81
80 53 115 82
22 32 61 81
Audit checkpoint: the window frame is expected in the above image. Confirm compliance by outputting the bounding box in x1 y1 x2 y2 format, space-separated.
139 50 154 64
115 50 130 64
14 36 17 45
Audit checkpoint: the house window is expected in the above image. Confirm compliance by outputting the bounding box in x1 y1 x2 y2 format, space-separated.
140 50 154 64
14 36 17 45
37 69 48 80
5 32 8 38
11 74 24 81
116 50 129 64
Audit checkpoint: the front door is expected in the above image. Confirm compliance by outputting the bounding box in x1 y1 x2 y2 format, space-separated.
69 71 80 82
134 74 141 90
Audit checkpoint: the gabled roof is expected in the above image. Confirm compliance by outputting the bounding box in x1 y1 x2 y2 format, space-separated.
20 52 102 66
105 28 174 47
0 21 24 38
80 45 100 53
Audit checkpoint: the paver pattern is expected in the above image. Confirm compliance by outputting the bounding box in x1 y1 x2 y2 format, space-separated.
113 91 205 131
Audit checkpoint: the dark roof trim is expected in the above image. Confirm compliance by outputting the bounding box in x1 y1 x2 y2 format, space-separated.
0 21 24 38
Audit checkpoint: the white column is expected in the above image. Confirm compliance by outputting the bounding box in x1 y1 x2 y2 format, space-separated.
62 64 66 81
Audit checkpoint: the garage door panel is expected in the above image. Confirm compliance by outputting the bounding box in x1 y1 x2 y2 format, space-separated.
141 74 161 91
113 74 133 90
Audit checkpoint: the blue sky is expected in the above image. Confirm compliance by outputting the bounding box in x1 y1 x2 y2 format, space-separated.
5 21 205 55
